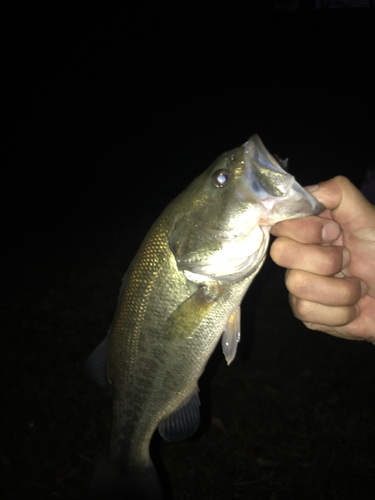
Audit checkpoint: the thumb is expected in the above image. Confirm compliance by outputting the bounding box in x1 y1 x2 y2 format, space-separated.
309 176 375 231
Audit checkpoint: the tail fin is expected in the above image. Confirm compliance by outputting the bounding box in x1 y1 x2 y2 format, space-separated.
88 458 165 500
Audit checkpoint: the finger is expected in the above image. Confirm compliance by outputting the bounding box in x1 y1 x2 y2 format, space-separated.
302 322 362 341
285 270 362 307
308 176 375 231
289 294 359 327
270 216 341 244
270 237 350 275
306 295 375 340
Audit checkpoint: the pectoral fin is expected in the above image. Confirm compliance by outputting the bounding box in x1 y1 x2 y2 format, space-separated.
158 387 200 442
166 285 220 341
84 336 109 390
221 306 241 366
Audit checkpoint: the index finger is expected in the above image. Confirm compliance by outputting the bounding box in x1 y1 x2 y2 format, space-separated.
270 215 341 245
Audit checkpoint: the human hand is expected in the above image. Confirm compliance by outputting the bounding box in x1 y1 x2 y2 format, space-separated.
270 176 375 342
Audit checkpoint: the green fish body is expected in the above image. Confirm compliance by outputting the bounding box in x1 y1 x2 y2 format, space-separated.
86 135 324 499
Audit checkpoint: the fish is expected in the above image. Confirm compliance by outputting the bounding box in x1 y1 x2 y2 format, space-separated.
85 134 324 499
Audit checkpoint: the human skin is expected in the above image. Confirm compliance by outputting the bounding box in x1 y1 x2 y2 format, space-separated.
270 176 375 343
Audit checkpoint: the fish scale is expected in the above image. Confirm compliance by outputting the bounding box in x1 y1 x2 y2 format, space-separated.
86 134 324 499
108 209 243 466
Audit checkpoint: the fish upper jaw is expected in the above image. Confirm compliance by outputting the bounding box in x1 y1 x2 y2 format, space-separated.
242 135 325 225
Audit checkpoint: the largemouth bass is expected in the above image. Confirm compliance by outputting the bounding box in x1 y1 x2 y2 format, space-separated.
86 134 324 499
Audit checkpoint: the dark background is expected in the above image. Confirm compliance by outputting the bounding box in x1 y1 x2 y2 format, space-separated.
3 2 375 499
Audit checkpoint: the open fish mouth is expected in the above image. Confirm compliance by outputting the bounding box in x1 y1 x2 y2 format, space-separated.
242 135 325 223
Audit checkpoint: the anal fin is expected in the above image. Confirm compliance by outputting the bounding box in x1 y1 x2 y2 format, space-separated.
158 387 200 442
221 306 241 366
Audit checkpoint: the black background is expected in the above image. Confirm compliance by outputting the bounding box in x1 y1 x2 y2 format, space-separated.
8 3 374 240
4 3 375 500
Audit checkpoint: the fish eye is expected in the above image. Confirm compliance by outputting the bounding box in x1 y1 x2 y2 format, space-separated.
212 169 231 188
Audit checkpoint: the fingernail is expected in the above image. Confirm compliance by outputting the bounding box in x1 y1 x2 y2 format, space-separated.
360 280 369 298
322 221 341 242
342 247 350 269
305 184 319 192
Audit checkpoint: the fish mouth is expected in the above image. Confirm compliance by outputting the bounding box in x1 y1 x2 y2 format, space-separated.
287 180 325 215
243 135 325 224
257 179 325 225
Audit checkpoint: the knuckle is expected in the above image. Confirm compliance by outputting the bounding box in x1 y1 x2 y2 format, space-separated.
285 270 306 296
303 321 323 332
270 237 289 265
333 174 348 183
340 279 360 305
333 175 351 187
319 247 342 275
341 306 358 326
290 296 312 320
269 239 281 263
